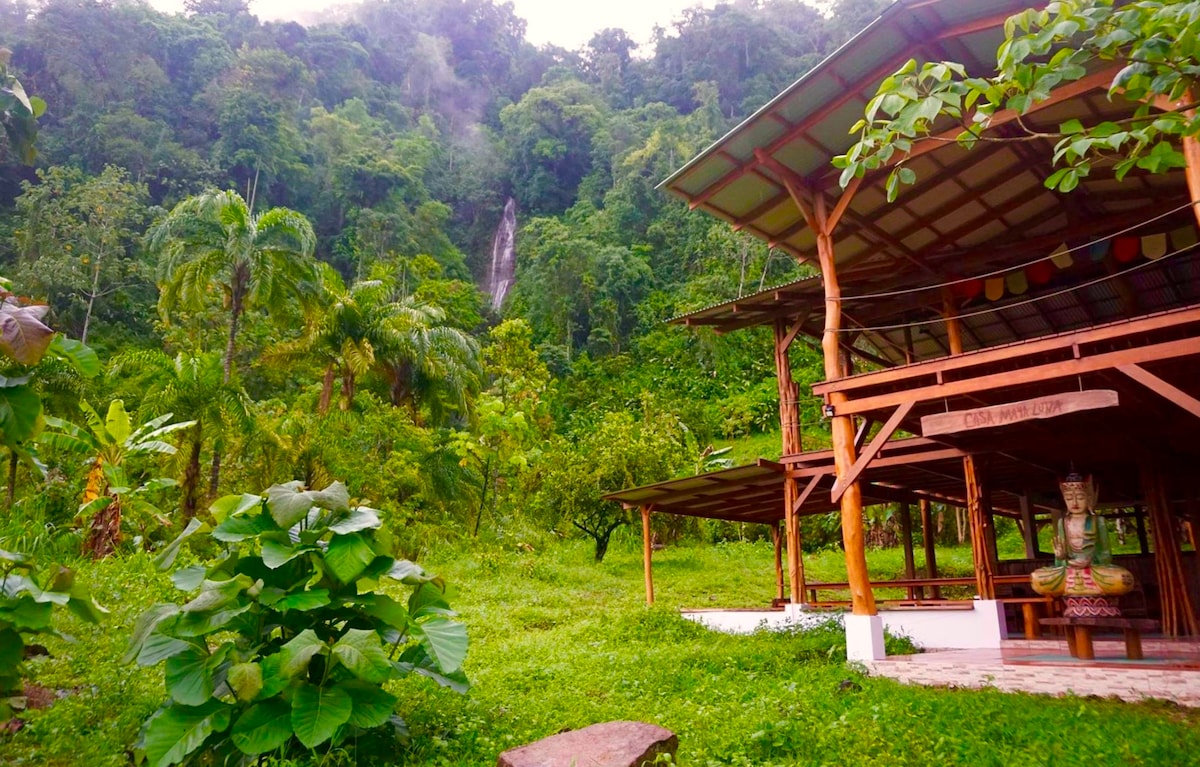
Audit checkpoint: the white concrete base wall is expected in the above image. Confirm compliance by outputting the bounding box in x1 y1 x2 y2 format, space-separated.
681 600 1008 652
845 613 886 661
878 600 1008 650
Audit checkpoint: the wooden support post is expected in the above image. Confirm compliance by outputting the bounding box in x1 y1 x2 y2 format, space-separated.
943 290 964 356
1181 100 1200 230
920 498 941 599
1134 504 1150 555
1019 492 1039 560
771 522 785 602
641 505 654 606
964 455 996 600
774 166 874 615
898 502 917 600
772 317 806 605
1140 463 1198 636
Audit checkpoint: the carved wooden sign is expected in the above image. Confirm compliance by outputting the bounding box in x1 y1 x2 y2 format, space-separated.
921 389 1120 437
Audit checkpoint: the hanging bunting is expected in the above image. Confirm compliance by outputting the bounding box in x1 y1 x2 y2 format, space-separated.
1006 270 1029 295
985 277 1005 301
1026 260 1055 285
1113 236 1140 263
1088 239 1111 262
1050 243 1073 269
1142 232 1167 260
952 278 984 301
1170 225 1198 250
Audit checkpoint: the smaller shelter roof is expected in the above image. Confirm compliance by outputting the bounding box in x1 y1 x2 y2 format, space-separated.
604 438 1043 524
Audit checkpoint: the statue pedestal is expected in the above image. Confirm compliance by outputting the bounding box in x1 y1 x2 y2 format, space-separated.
1064 595 1121 618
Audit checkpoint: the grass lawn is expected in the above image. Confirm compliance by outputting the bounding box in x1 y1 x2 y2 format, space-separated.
3 537 1197 766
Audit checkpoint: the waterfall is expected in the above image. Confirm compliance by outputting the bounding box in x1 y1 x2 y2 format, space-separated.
485 197 517 310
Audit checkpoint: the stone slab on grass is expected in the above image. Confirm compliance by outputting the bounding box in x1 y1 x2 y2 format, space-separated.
497 721 677 767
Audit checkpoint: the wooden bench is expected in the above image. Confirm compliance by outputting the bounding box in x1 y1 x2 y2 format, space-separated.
1039 616 1160 660
999 596 1056 639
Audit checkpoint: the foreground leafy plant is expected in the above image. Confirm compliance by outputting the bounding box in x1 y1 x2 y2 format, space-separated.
124 481 468 766
0 549 105 719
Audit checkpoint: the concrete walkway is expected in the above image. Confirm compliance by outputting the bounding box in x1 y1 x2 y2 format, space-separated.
865 638 1200 707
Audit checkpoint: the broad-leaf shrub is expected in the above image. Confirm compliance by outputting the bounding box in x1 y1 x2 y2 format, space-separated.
125 481 468 766
0 549 105 719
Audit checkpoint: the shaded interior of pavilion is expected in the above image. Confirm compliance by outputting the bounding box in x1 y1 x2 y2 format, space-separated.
600 0 1200 647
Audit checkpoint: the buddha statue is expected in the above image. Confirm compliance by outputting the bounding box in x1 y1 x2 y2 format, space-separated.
1031 472 1134 617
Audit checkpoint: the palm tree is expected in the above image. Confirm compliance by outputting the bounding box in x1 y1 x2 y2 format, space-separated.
271 265 480 420
109 350 253 518
42 400 193 558
381 299 481 425
147 189 318 383
270 265 400 414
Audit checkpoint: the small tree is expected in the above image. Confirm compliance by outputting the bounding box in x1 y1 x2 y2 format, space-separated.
534 405 689 561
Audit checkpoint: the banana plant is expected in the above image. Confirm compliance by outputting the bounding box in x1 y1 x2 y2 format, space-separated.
42 400 193 558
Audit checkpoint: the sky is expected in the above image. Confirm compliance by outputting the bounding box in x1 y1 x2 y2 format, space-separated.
148 0 724 50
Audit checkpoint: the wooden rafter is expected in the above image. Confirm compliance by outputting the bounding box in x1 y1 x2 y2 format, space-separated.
1117 364 1200 420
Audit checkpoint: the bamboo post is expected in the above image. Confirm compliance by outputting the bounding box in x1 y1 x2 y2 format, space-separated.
1140 464 1198 636
920 498 941 599
1019 492 1039 560
773 319 805 604
1135 504 1151 554
942 290 964 356
641 505 654 606
814 197 875 615
898 502 917 599
771 522 785 602
964 455 997 600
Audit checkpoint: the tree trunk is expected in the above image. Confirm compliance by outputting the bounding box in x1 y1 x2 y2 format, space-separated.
224 289 243 384
81 258 102 345
85 496 120 559
594 532 611 562
182 429 202 519
209 449 222 497
473 456 492 537
318 364 334 415
340 371 355 411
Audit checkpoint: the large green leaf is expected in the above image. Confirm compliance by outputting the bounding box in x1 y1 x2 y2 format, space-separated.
290 682 352 749
122 603 181 664
387 559 436 585
165 646 214 705
138 700 232 767
261 539 314 569
275 589 330 612
230 699 293 756
358 594 409 630
265 480 350 529
181 575 251 613
324 533 374 583
169 602 252 637
47 335 99 377
341 680 398 729
327 506 381 535
0 381 42 446
136 634 194 666
209 493 263 523
278 629 326 678
331 629 391 683
212 513 273 543
0 597 51 630
408 581 453 619
154 519 208 570
227 662 263 702
105 399 132 445
412 617 468 674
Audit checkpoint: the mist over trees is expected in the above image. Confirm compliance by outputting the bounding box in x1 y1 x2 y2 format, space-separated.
0 0 887 557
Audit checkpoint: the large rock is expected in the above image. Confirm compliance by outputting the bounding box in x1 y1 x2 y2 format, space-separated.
497 721 678 767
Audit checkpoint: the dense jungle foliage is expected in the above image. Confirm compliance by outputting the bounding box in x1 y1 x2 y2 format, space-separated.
2 1 1200 765
0 0 894 561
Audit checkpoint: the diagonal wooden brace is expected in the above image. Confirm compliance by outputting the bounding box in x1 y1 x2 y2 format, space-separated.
792 472 825 516
831 401 915 503
1117 364 1200 419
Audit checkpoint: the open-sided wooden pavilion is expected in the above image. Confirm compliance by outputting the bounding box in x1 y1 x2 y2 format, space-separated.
607 0 1200 656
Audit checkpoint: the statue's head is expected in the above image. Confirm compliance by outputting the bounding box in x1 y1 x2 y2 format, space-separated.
1060 471 1098 516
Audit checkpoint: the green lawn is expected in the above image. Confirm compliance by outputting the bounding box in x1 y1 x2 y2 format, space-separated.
3 538 1197 766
